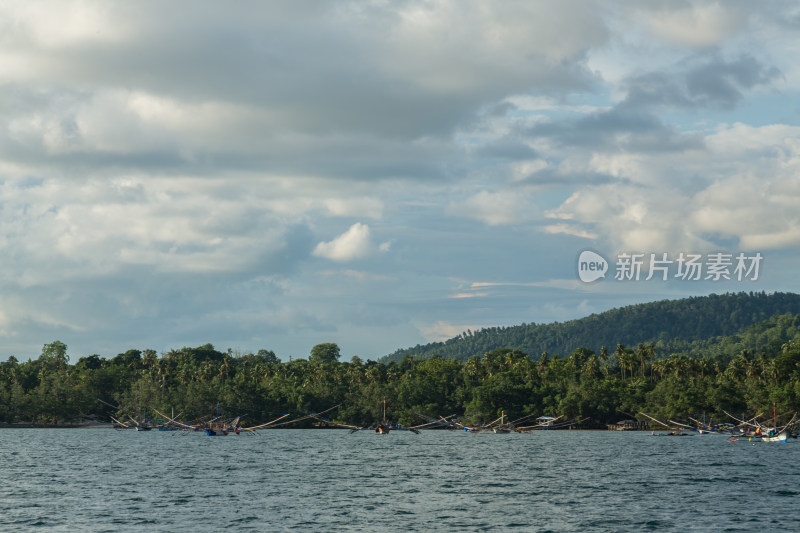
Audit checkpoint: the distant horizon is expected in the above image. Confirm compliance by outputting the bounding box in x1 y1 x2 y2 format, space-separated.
4 289 794 364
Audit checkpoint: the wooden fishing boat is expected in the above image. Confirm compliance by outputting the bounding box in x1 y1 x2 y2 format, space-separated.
492 412 513 433
724 408 798 443
761 430 789 443
640 412 691 436
348 400 420 435
110 415 134 430
154 408 181 431
536 416 557 428
373 400 397 435
127 412 154 431
451 412 570 433
514 415 585 432
201 407 241 436
151 405 244 435
449 411 486 432
410 414 458 431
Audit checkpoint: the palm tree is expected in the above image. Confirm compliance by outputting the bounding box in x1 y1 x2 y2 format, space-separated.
582 354 600 378
598 346 610 377
615 344 627 380
646 343 657 381
636 344 647 378
537 352 550 376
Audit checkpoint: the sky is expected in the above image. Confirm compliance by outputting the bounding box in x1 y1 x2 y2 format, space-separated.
1 0 799 362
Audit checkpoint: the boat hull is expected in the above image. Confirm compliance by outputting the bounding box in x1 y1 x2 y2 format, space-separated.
761 431 788 443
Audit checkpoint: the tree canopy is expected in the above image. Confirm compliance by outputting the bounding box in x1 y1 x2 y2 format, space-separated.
383 292 800 363
3 312 800 428
309 343 341 364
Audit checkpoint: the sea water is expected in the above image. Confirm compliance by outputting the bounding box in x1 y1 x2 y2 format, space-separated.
1 429 798 532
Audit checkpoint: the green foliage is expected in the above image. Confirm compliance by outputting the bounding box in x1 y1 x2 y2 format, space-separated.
39 341 69 368
4 296 800 429
256 349 280 364
382 292 800 363
309 343 341 364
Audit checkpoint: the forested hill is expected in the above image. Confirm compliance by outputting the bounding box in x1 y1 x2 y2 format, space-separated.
383 292 800 363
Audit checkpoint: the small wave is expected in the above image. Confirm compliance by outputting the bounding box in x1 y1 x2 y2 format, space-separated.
773 489 800 497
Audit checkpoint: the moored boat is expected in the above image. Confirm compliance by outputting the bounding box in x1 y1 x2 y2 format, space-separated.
723 408 798 443
760 430 789 443
491 412 513 433
348 400 420 435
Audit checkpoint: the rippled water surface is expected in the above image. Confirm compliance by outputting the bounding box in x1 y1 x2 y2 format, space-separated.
2 429 799 531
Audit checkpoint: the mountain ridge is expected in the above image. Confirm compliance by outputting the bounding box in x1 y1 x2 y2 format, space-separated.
382 291 800 363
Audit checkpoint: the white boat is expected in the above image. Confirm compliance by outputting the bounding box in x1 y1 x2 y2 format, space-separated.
754 406 796 443
536 416 557 428
760 430 789 443
723 408 797 443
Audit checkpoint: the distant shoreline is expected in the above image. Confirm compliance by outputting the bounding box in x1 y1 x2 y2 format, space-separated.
0 424 634 431
0 423 114 429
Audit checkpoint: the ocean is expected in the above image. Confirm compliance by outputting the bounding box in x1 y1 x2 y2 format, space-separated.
1 428 798 532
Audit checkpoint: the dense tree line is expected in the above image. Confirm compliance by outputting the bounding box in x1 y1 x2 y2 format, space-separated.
383 292 800 363
3 315 800 428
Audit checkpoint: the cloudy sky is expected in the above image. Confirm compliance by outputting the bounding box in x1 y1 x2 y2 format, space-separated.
1 1 799 361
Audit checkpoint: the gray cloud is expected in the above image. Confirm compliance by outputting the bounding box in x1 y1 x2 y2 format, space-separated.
518 168 621 187
472 138 538 161
0 1 798 361
623 54 782 110
1 2 606 140
521 55 780 155
528 107 704 153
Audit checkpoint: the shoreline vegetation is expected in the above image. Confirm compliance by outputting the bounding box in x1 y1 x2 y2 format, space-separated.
0 423 106 429
3 313 800 429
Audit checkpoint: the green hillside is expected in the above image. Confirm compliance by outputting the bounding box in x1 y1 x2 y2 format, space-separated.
5 295 800 428
383 292 800 363
669 312 800 361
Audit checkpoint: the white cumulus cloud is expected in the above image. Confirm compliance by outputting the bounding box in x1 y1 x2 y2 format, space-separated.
313 223 374 262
